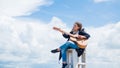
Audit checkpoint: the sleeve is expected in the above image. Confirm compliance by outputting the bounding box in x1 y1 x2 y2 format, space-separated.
62 31 72 39
62 33 70 39
79 31 90 39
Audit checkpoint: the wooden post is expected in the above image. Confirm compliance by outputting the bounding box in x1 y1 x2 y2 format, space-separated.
67 49 78 68
67 49 86 68
78 50 86 68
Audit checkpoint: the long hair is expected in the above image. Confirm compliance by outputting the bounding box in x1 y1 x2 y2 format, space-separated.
71 22 82 32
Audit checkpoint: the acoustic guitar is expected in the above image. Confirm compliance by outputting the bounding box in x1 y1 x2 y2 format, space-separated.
53 27 87 49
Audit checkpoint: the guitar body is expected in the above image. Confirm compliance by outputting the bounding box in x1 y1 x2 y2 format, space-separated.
70 37 87 49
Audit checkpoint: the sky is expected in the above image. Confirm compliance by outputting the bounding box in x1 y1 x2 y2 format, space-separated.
0 0 120 68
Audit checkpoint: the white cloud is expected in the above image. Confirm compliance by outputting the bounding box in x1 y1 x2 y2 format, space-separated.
87 22 120 68
93 0 110 3
0 0 53 17
0 0 62 67
0 15 120 68
0 16 66 67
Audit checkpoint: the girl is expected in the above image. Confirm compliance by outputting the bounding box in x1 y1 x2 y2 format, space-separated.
51 22 90 68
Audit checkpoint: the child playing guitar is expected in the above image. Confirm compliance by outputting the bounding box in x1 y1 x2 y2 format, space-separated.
51 22 90 68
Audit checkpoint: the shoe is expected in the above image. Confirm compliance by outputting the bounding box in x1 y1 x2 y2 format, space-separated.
62 63 67 68
51 49 59 53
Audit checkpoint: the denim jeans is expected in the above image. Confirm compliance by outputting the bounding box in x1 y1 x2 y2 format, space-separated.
60 41 79 62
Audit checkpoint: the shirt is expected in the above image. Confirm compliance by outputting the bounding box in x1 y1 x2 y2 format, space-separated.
68 31 79 44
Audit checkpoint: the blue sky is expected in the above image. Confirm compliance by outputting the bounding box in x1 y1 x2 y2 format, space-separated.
0 0 120 68
19 0 120 27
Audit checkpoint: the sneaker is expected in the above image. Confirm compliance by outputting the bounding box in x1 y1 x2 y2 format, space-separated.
51 49 59 53
62 63 67 68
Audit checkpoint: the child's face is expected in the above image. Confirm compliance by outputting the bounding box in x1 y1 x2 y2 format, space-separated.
73 24 80 31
